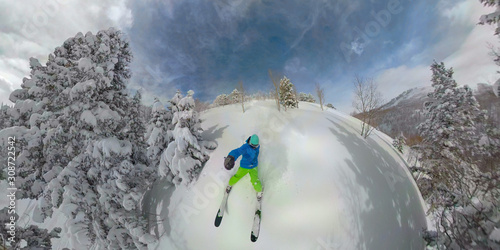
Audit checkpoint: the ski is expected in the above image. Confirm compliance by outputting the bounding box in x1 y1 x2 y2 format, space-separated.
250 191 263 242
214 185 232 227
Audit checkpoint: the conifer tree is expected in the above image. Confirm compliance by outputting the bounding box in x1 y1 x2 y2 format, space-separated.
279 76 298 110
228 88 241 104
392 132 406 153
148 98 174 181
298 92 316 103
213 94 229 106
2 28 157 249
163 90 210 185
0 208 61 249
416 62 499 249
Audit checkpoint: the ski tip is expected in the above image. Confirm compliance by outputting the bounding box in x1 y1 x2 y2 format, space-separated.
215 217 222 227
251 234 258 242
215 209 222 227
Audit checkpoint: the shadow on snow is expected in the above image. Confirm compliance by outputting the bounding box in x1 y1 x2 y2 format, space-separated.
326 117 426 250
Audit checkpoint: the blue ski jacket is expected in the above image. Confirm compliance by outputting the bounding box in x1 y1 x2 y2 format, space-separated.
228 142 260 169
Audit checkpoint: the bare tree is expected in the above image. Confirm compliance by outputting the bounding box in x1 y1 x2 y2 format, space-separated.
315 83 324 111
238 80 245 113
293 84 299 108
352 75 383 139
268 69 281 111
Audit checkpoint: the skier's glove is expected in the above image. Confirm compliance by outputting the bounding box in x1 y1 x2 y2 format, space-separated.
224 156 235 170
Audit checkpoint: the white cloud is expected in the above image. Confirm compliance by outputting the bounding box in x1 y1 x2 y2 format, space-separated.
441 0 474 25
374 1 498 103
444 13 499 87
351 39 366 55
0 75 15 105
0 0 133 105
107 1 133 28
375 64 431 100
284 57 306 74
212 0 254 23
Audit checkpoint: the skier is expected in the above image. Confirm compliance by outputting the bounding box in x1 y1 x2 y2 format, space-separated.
223 134 263 195
215 134 263 241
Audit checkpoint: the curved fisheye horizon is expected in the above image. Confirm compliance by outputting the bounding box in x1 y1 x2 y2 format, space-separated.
0 1 499 250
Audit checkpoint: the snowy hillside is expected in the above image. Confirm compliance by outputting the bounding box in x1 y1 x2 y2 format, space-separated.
375 84 500 142
380 86 432 110
144 100 427 250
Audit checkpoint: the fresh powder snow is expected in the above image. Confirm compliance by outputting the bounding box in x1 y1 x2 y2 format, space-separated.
144 100 427 250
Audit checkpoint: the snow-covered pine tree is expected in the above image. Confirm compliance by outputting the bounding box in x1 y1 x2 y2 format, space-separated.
7 57 50 128
228 88 241 104
308 93 316 103
298 92 316 103
35 29 130 218
147 98 174 181
392 132 406 153
474 105 500 249
162 90 210 185
279 76 298 110
169 90 183 114
213 93 229 107
13 28 158 249
0 207 61 249
417 61 495 249
480 0 500 98
127 91 148 164
0 103 12 130
482 119 500 171
479 0 500 34
417 62 484 193
5 56 64 199
1 55 67 199
298 92 307 102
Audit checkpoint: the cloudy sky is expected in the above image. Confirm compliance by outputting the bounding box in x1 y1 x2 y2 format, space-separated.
0 0 498 112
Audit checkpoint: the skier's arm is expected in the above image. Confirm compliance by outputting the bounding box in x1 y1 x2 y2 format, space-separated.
228 144 245 159
225 144 245 170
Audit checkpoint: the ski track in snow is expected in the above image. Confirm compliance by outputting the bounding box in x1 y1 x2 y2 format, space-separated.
149 100 427 250
0 100 427 250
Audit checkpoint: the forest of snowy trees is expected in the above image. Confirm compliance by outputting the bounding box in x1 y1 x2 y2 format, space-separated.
0 25 323 248
375 3 500 248
210 77 315 110
0 29 215 249
357 61 500 248
1 1 500 248
409 61 500 249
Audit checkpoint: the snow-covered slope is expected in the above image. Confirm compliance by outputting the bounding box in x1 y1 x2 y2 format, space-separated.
376 84 500 140
147 100 427 250
380 86 432 110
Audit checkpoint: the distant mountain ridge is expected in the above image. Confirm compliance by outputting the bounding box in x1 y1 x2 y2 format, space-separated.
375 83 500 145
380 86 433 110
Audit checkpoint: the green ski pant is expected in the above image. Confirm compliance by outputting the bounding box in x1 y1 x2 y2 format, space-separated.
228 167 262 192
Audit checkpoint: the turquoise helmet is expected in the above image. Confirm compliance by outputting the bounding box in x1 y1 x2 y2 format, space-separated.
249 134 259 147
